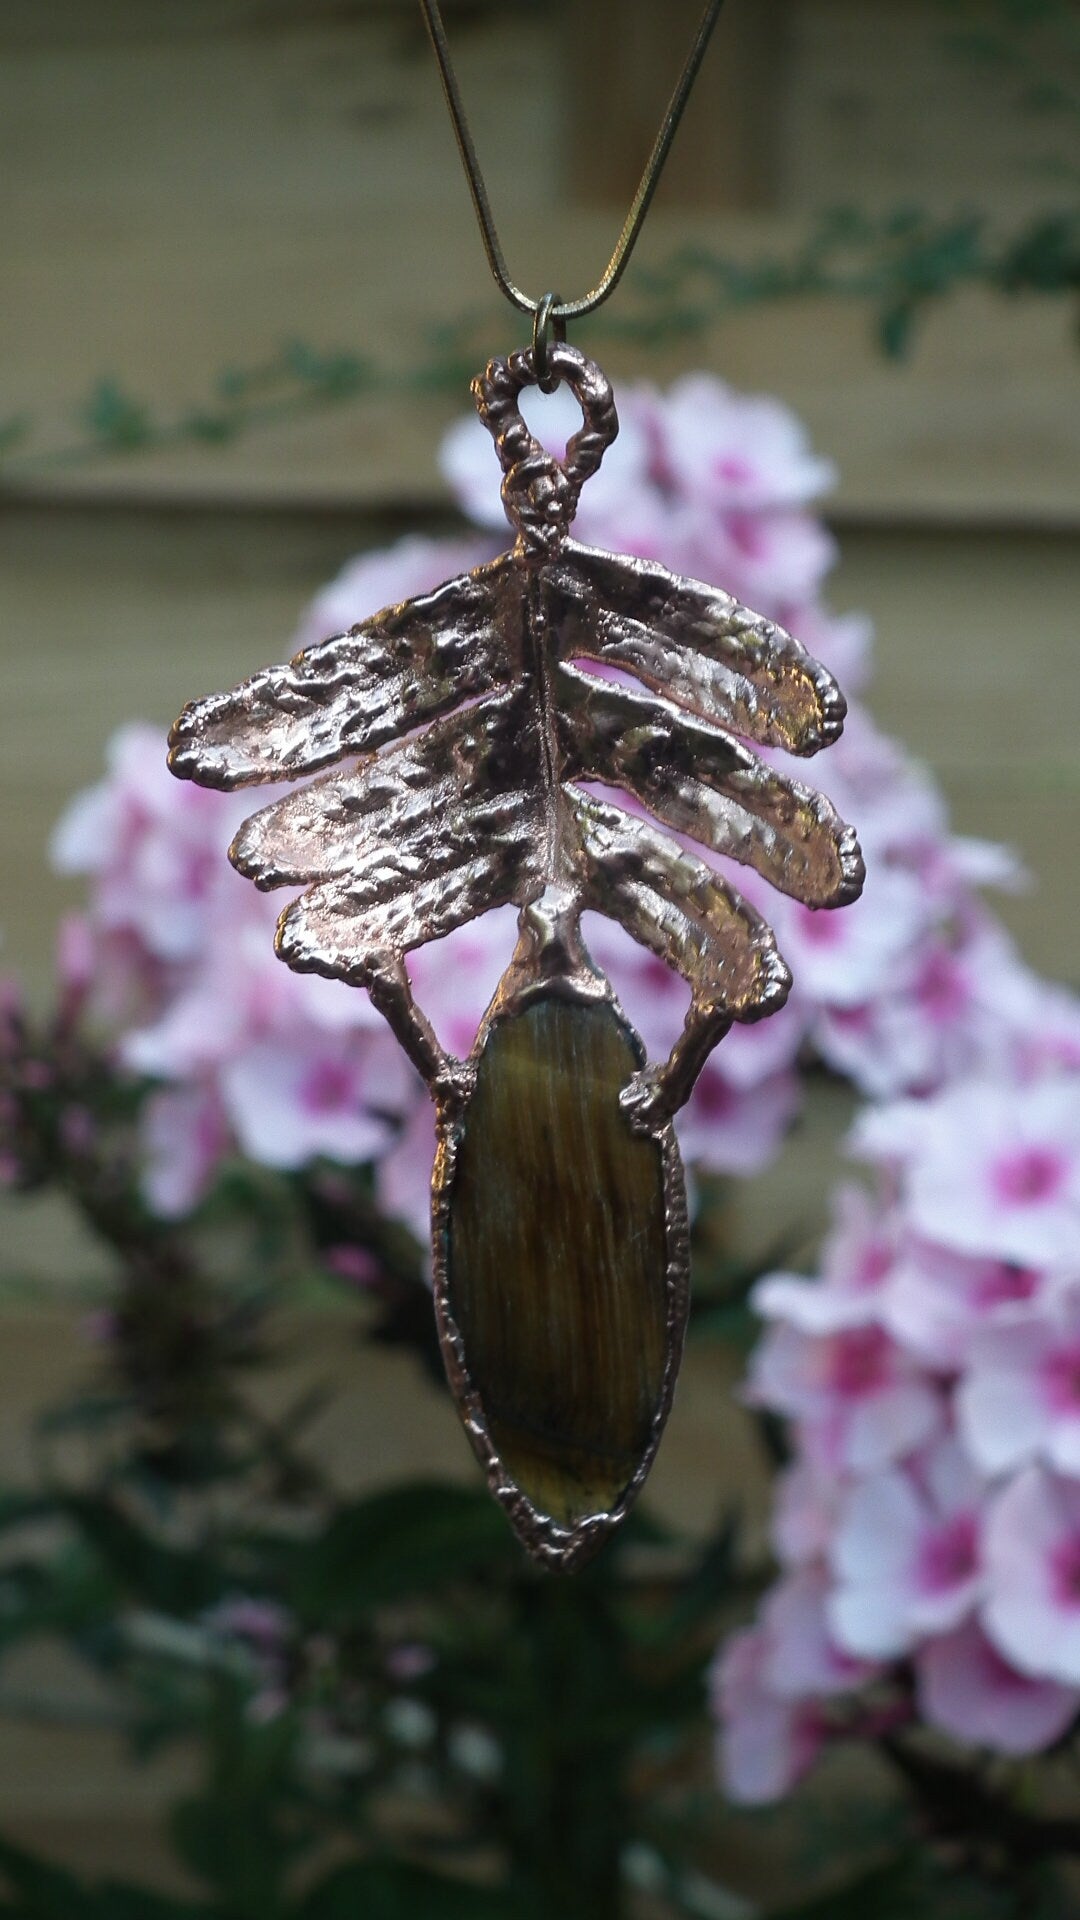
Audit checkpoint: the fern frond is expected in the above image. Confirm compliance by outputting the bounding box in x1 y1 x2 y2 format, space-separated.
168 560 515 789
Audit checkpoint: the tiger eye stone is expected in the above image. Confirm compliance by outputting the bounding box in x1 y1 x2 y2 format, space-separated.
443 993 671 1531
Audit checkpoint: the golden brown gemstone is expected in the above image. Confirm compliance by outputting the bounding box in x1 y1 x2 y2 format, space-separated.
444 992 671 1530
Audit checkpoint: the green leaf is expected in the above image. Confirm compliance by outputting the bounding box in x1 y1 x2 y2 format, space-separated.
80 378 152 450
646 1509 741 1645
61 1495 222 1613
281 340 369 398
288 1481 517 1623
0 415 30 458
182 411 239 444
94 1889 215 1920
0 1492 54 1531
688 1302 758 1350
766 1856 1011 1920
0 1831 218 1917
296 1859 515 1920
170 1680 304 1910
0 1836 106 1920
0 1538 117 1651
878 300 918 358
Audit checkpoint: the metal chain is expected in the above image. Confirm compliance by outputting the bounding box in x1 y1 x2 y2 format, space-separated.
418 0 728 325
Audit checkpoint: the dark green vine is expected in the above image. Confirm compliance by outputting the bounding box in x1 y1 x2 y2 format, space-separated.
1 204 1076 483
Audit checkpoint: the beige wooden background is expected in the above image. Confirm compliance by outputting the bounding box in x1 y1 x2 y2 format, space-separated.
0 0 1078 1883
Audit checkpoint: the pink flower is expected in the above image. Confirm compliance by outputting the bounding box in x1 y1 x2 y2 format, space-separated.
821 706 946 871
711 1627 823 1807
375 1095 438 1249
772 1458 843 1569
126 896 393 1080
829 1436 983 1658
916 1620 1078 1756
52 724 251 966
704 988 810 1092
761 1565 874 1698
813 915 1031 1102
203 1596 292 1652
440 368 839 606
984 1467 1080 1684
746 1310 940 1474
884 1241 1044 1372
580 911 691 1065
292 533 496 653
323 1244 383 1288
659 375 837 513
201 1595 294 1724
688 510 837 614
141 1082 232 1217
407 905 519 1060
820 1182 899 1294
959 1299 1080 1476
386 1642 436 1682
219 1030 406 1171
56 913 96 1018
1003 965 1080 1079
754 1184 898 1338
676 1063 800 1178
122 914 290 1081
770 867 927 1015
856 1075 1080 1269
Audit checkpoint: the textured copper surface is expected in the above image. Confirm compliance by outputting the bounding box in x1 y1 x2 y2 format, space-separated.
169 341 863 1565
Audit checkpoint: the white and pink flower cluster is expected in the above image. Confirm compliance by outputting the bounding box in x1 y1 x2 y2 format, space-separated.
51 726 415 1216
716 1061 1080 1802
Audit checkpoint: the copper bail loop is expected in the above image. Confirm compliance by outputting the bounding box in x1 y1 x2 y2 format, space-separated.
531 292 567 396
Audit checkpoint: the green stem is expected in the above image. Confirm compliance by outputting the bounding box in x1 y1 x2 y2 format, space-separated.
502 1578 629 1920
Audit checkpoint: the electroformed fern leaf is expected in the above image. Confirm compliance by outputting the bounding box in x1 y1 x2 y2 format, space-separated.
168 558 516 788
168 342 865 1570
543 541 846 754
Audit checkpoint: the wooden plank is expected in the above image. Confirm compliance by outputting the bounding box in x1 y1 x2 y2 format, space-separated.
1 7 1077 521
564 0 784 212
779 0 1077 219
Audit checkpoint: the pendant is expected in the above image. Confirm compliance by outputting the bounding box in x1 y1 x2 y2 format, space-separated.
169 343 863 1569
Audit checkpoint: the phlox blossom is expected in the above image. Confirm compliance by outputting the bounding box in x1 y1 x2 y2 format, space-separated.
959 1295 1080 1477
746 1304 940 1475
882 1240 1044 1372
916 1620 1078 1757
855 1074 1080 1269
140 1083 232 1220
771 1457 843 1569
762 1563 875 1699
375 1093 438 1247
658 375 837 513
984 1467 1080 1686
720 1048 1080 1794
711 1627 824 1808
52 723 247 966
828 1435 983 1658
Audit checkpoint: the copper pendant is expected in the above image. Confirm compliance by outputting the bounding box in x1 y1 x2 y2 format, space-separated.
168 343 863 1568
